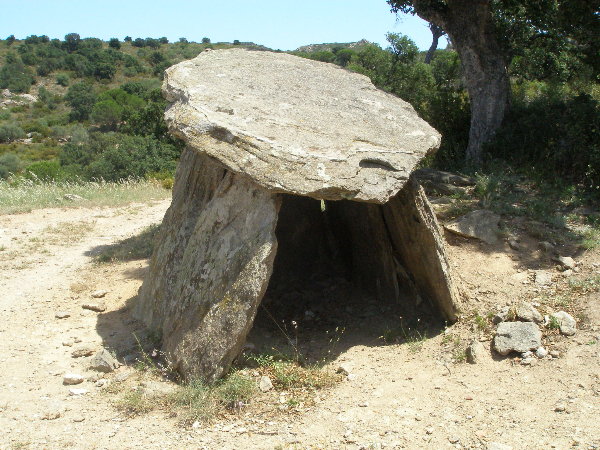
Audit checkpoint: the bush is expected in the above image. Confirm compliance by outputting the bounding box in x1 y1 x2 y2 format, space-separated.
65 82 96 121
487 87 600 193
0 60 35 93
0 124 26 142
60 132 181 181
108 38 121 50
24 160 66 181
0 153 22 178
56 73 69 86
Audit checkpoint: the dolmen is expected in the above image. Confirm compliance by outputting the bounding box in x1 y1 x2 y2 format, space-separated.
134 49 460 382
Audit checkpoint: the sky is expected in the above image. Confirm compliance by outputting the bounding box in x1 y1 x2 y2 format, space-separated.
0 0 444 51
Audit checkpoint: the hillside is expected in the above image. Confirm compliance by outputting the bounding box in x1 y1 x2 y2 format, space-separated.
294 39 372 53
0 35 272 183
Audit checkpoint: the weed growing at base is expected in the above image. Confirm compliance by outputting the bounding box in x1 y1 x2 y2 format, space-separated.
0 177 170 214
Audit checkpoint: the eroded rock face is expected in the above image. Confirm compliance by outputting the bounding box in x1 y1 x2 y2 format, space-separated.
162 49 440 203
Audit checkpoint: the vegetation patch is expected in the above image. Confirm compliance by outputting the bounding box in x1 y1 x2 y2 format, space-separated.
0 178 169 214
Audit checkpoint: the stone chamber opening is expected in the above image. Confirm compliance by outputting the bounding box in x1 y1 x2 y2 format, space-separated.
247 193 446 363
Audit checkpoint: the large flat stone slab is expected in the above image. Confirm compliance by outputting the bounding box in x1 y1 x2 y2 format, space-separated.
163 49 441 203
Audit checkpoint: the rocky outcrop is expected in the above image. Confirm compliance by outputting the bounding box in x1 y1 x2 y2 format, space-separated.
135 49 460 382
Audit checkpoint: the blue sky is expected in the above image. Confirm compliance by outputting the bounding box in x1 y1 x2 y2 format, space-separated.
0 0 443 51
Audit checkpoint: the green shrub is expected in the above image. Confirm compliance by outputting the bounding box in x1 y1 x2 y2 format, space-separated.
0 124 25 142
24 160 66 181
0 60 35 93
0 152 22 178
56 73 69 86
65 82 96 121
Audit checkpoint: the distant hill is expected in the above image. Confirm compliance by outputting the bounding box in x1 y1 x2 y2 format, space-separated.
294 39 372 53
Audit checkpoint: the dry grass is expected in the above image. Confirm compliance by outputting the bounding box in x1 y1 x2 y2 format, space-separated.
0 177 170 215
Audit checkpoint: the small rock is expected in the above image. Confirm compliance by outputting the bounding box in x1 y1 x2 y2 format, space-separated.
549 350 560 358
71 346 94 358
515 301 543 323
521 351 534 359
63 373 84 385
68 388 88 396
336 363 352 376
62 340 74 347
95 379 109 388
41 409 62 420
538 241 555 253
553 256 575 270
550 311 577 336
358 401 369 407
449 436 460 444
429 196 453 205
534 271 553 286
561 269 573 277
55 311 70 319
114 372 131 383
508 239 521 251
554 403 566 412
72 416 85 423
258 375 273 392
492 306 511 324
81 302 106 313
535 347 548 358
445 210 501 245
520 357 537 366
425 427 434 435
494 322 542 356
63 193 83 201
91 290 108 298
466 340 486 364
89 349 119 373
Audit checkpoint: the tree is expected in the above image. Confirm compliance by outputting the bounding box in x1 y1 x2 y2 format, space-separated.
0 59 35 93
388 0 600 164
65 82 96 121
64 33 81 53
91 99 123 128
108 38 121 49
388 1 509 164
424 24 445 64
6 35 15 46
124 36 132 42
201 37 211 44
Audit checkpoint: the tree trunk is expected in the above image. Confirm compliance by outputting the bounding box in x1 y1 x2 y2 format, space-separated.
409 0 511 165
424 24 444 64
443 2 510 165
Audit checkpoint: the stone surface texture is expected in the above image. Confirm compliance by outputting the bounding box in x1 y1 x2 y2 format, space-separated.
445 210 501 245
162 49 440 203
494 322 542 355
135 149 280 382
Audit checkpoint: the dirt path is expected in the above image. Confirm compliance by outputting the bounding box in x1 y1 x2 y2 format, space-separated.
1 200 599 449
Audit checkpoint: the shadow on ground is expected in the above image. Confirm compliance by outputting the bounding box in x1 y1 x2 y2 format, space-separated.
84 224 160 263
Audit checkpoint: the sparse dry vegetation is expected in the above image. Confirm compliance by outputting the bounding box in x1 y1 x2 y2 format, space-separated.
0 177 170 214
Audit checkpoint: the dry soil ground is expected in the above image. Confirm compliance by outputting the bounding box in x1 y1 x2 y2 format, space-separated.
0 197 599 449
